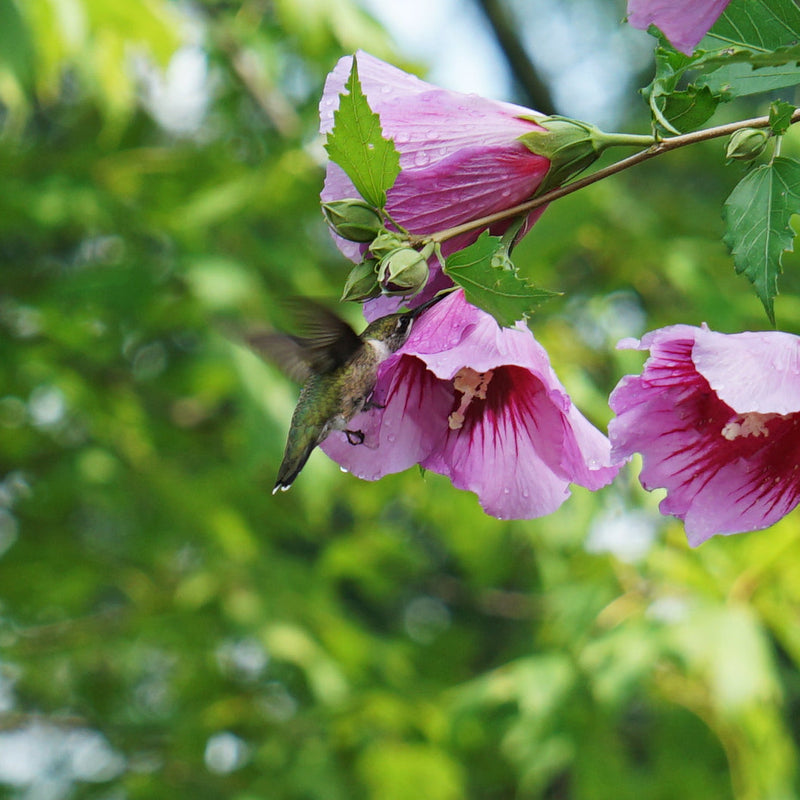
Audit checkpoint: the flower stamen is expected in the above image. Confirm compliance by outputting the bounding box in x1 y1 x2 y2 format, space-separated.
448 368 494 430
721 412 780 441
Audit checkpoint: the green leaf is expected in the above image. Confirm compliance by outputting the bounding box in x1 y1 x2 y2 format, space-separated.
722 157 800 322
643 0 800 132
444 232 557 328
656 85 719 134
642 43 697 134
704 0 800 51
697 62 800 99
770 100 796 135
324 56 401 209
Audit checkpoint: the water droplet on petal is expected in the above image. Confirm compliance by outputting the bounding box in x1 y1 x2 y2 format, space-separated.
340 466 349 473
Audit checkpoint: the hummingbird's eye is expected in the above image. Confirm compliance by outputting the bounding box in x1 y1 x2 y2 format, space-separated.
396 315 413 334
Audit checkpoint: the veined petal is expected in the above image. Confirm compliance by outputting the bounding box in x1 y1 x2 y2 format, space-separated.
386 145 548 236
422 368 574 518
320 51 543 145
321 290 620 519
609 325 800 544
692 327 800 415
320 355 451 479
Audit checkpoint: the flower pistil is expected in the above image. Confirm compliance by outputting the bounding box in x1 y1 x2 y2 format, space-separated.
448 368 494 430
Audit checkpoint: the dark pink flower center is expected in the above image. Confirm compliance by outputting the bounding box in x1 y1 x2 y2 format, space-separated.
653 343 800 509
447 365 540 442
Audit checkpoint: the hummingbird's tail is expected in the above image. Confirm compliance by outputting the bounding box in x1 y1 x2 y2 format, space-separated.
272 442 316 494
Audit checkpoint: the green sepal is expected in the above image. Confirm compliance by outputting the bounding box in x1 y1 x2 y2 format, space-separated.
519 117 653 193
369 229 408 259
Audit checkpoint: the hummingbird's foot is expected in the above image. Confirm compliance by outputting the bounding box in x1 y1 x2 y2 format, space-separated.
345 429 365 446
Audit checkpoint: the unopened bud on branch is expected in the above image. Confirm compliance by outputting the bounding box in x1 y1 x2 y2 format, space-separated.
369 229 407 259
341 259 381 302
322 199 383 242
726 128 770 162
377 243 434 295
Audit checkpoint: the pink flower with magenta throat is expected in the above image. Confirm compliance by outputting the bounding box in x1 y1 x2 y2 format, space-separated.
609 324 800 545
320 51 552 315
321 290 622 519
627 0 731 54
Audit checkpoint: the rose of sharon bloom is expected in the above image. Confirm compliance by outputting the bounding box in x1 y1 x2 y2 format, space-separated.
627 0 731 54
321 290 622 519
320 51 551 318
609 324 800 545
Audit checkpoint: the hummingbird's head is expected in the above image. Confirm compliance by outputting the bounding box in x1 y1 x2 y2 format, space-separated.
361 291 449 354
363 310 417 353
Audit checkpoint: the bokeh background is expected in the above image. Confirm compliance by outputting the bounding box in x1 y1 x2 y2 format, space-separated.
3 0 800 798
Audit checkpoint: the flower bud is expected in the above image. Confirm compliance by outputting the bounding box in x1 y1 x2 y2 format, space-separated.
341 259 381 302
322 199 383 243
369 229 407 259
378 247 430 295
726 128 770 162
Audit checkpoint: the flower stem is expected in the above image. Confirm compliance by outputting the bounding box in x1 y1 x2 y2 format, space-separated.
418 109 800 246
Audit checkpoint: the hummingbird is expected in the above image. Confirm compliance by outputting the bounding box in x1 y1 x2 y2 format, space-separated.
246 295 443 494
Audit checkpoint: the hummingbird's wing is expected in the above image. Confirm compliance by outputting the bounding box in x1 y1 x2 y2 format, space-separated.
245 332 315 384
288 300 363 373
243 300 363 383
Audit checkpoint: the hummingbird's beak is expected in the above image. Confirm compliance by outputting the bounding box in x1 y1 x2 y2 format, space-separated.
405 288 453 319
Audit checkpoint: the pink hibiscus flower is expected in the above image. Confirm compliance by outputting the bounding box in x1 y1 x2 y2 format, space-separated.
627 0 731 54
609 324 800 545
320 51 551 319
321 290 622 519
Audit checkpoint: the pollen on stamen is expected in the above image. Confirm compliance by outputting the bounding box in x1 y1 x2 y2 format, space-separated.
448 367 494 430
721 412 780 441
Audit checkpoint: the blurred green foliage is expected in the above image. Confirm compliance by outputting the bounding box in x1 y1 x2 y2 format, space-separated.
2 0 800 798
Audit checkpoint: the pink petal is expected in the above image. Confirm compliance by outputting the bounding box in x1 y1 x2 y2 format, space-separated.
407 292 621 515
319 355 451 479
386 145 548 236
609 327 800 544
422 367 574 518
627 0 731 54
692 327 800 415
320 51 541 142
